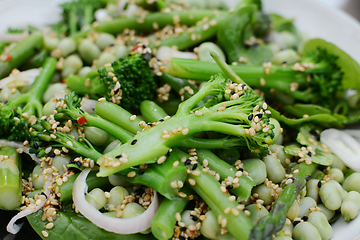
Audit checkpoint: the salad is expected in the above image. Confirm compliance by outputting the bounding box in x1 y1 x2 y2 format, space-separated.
1 0 360 240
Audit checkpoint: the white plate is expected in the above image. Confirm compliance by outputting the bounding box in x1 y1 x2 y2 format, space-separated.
1 0 360 239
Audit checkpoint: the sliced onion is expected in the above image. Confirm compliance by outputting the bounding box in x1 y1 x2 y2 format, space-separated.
0 140 39 163
73 168 159 234
7 174 53 234
0 33 28 43
156 46 198 63
320 129 360 171
0 69 40 89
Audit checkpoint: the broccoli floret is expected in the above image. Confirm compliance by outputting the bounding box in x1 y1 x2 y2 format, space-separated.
65 49 158 113
0 57 57 141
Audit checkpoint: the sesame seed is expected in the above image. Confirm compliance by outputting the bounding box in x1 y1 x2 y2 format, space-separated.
175 212 182 222
260 78 266 86
224 207 232 214
130 115 137 121
228 196 236 202
170 181 178 189
191 170 201 176
182 128 189 135
161 134 171 139
41 230 49 237
127 171 136 178
157 155 166 164
173 161 180 167
188 178 196 186
194 110 203 116
178 192 187 198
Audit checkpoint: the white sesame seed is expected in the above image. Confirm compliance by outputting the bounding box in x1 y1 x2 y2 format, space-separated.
127 171 136 178
41 230 49 237
157 156 167 164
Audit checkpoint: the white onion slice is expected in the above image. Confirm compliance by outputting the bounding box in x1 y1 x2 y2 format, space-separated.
73 168 159 234
0 69 40 89
320 129 360 171
0 33 28 43
156 46 198 64
7 174 53 234
0 139 39 163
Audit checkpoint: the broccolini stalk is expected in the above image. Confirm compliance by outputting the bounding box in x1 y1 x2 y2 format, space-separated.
174 149 254 240
0 57 57 141
54 92 133 143
249 163 317 240
96 72 274 177
196 149 255 202
0 146 22 210
0 32 43 78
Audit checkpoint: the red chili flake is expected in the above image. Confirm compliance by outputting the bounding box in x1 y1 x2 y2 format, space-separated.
61 78 66 83
226 189 229 194
132 45 140 52
189 230 195 235
6 53 12 61
77 116 87 125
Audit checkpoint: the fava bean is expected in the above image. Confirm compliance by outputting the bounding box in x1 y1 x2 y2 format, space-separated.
264 155 286 183
62 54 83 78
317 203 335 221
95 33 116 50
306 179 320 202
200 210 220 239
107 186 129 207
42 99 56 117
78 66 93 77
180 210 199 228
31 164 45 190
298 197 317 217
197 42 226 63
103 140 122 154
122 202 145 218
108 174 132 187
96 52 116 68
246 204 269 225
269 144 291 167
286 200 300 221
85 188 107 210
319 180 344 210
114 45 129 59
78 39 101 65
341 191 360 222
293 222 321 240
327 168 344 183
274 237 292 240
44 37 59 51
52 155 70 175
0 86 21 102
58 37 77 57
84 126 111 146
342 172 360 193
43 83 68 103
253 184 274 205
330 154 346 172
242 158 267 185
307 211 332 240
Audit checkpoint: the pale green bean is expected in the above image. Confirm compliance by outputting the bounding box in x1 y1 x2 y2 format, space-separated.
200 210 221 240
43 83 68 103
242 158 267 185
342 172 360 193
96 52 116 68
306 179 320 202
246 204 269 225
307 211 332 240
58 37 77 57
114 45 129 59
42 99 56 117
84 126 111 146
0 86 21 102
32 164 45 190
253 184 274 205
272 49 298 65
293 222 321 240
341 191 360 222
122 202 145 218
78 39 101 64
78 66 93 77
298 197 317 217
103 139 122 154
107 186 129 206
263 155 286 183
286 200 300 221
327 168 344 183
95 33 115 50
85 188 107 210
62 54 83 78
52 155 71 175
319 180 343 210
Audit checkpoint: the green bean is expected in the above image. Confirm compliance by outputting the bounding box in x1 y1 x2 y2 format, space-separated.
58 37 77 57
272 49 298 65
286 200 300 221
292 222 322 240
78 39 101 64
198 42 226 63
306 179 320 202
200 210 221 240
317 203 335 221
0 32 44 78
140 100 170 123
96 52 115 68
319 180 344 210
298 197 317 217
95 33 116 50
62 54 83 78
84 126 111 146
327 168 344 183
151 187 190 240
0 147 22 210
242 158 267 185
246 204 269 225
252 184 274 205
342 172 360 193
43 83 68 103
85 188 107 210
263 155 286 184
0 86 21 102
307 211 332 240
107 186 129 207
341 191 360 222
52 155 71 175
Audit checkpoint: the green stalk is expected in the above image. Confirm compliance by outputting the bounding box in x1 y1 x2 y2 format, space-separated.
196 149 255 202
151 186 192 240
58 169 110 202
65 75 106 97
95 101 143 135
140 100 169 123
8 57 57 116
0 31 44 78
114 152 187 199
174 149 254 240
249 163 317 240
0 147 22 210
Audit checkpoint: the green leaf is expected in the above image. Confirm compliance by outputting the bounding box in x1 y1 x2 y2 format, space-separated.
268 14 297 34
27 210 156 240
302 38 360 91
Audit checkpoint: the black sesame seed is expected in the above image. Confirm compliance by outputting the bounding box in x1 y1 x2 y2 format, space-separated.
79 109 84 113
179 236 186 240
184 159 191 166
291 156 296 162
33 142 39 149
69 158 76 164
41 192 47 197
282 61 287 65
301 216 308 221
317 181 322 188
239 168 244 172
310 129 321 141
75 161 82 168
244 43 251 48
306 175 311 181
53 204 61 210
147 123 153 127
248 114 253 121
180 227 186 231
114 88 120 94
190 215 198 221
256 113 263 118
307 152 312 157
33 47 39 52
241 84 246 89
116 154 122 159
134 188 145 196
289 177 295 181
166 150 171 158
60 151 66 155
293 220 301 227
159 119 164 122
131 139 137 145
192 163 198 170
54 194 60 200
138 169 146 175
226 185 234 190
49 152 55 158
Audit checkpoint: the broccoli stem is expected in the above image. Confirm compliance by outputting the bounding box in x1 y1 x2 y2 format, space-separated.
174 149 254 240
72 10 226 39
0 32 44 78
57 169 111 202
95 101 143 135
196 149 255 202
140 100 169 123
151 186 192 240
7 57 57 116
65 74 106 97
114 152 187 199
0 147 22 210
249 163 317 240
